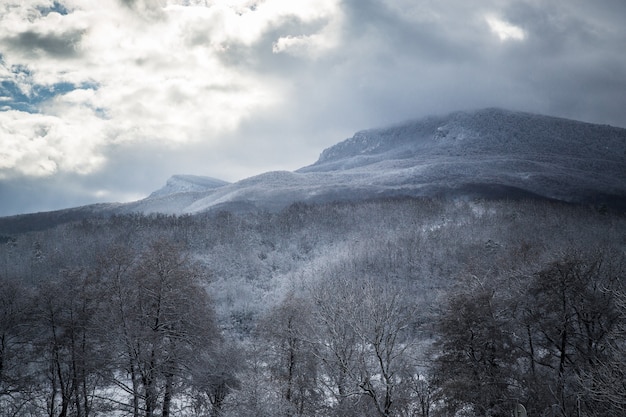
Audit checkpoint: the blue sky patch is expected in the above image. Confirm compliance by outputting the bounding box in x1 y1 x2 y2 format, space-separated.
37 1 70 16
1 76 98 114
1 54 98 113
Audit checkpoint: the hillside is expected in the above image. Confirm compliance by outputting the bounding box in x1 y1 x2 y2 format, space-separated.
1 108 625 234
139 108 626 214
1 196 624 417
302 108 626 204
1 109 625 416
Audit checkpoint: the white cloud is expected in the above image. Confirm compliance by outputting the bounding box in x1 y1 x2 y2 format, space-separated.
272 26 341 58
0 109 106 178
0 0 342 179
485 14 526 41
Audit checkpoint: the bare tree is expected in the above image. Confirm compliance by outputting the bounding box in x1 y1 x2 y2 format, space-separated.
311 275 421 417
579 289 626 414
525 250 624 417
189 341 240 417
31 268 108 417
100 239 220 417
0 277 37 416
259 293 322 417
433 276 520 417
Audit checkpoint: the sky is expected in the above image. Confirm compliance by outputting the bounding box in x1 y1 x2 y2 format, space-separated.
1 0 625 216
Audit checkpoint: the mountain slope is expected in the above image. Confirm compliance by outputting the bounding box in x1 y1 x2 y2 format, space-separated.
161 108 626 214
116 175 231 214
298 108 625 203
148 175 229 198
306 108 625 170
2 108 624 229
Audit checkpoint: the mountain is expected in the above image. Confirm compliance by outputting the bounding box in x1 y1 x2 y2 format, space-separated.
1 108 625 233
298 108 626 205
128 108 625 214
148 175 230 198
117 175 231 214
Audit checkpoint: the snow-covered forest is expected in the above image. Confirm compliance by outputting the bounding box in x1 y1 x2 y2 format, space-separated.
0 198 624 417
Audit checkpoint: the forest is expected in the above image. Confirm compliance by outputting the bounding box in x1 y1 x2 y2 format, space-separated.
0 197 624 417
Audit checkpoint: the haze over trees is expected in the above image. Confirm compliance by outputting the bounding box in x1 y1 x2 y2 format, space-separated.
0 196 624 417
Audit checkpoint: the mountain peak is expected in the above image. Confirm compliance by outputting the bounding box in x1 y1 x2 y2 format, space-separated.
302 108 626 172
88 108 626 216
148 175 229 199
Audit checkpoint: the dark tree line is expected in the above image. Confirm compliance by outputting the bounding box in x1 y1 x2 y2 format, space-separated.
0 198 624 416
434 249 625 417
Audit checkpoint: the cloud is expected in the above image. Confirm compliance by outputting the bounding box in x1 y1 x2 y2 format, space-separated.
0 108 106 178
272 29 340 58
0 0 342 185
485 15 525 41
1 0 626 215
4 29 85 59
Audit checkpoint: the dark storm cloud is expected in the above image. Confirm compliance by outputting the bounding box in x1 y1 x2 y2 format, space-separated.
338 0 479 63
493 1 626 125
250 0 496 131
5 29 84 59
319 0 626 127
220 0 626 170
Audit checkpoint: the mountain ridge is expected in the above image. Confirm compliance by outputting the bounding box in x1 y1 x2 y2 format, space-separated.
147 175 230 198
1 108 625 232
303 108 625 170
120 106 626 214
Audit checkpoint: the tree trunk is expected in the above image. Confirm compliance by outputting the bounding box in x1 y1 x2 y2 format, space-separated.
130 361 140 417
162 372 173 417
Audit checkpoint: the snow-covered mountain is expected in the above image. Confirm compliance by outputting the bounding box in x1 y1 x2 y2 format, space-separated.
2 108 624 233
120 108 624 214
148 175 229 198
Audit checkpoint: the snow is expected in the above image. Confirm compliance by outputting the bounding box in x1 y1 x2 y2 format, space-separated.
148 174 229 198
119 108 626 215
